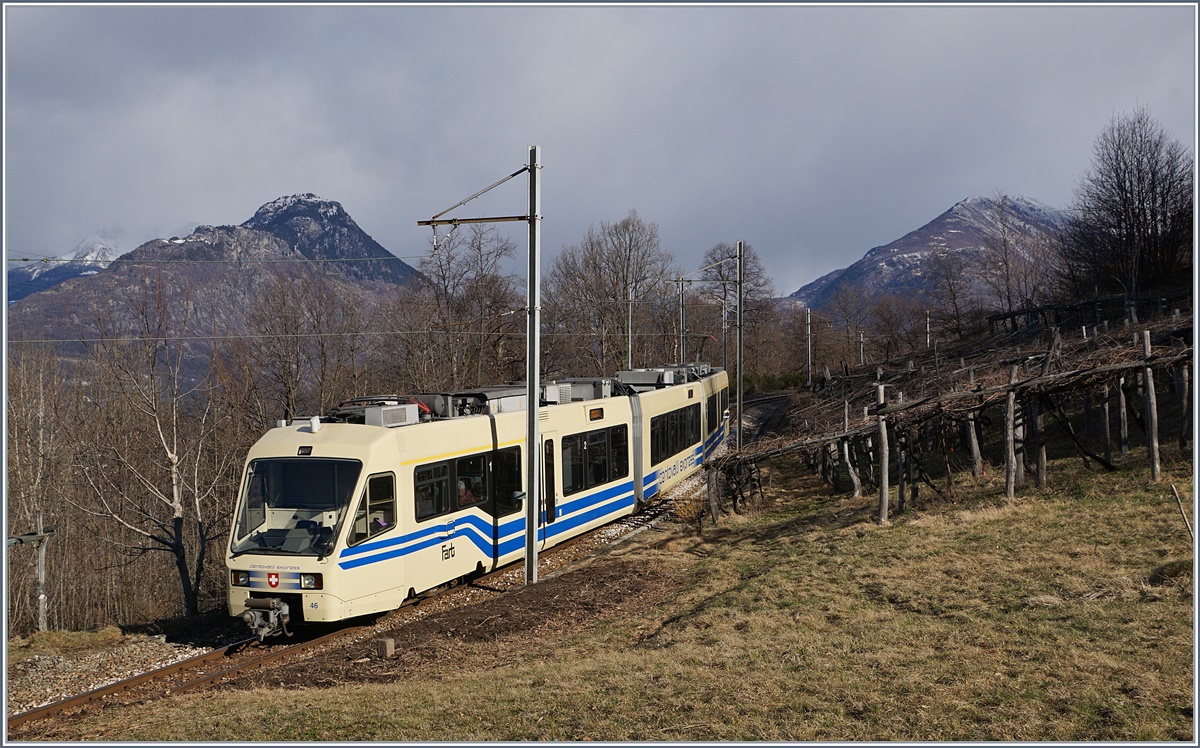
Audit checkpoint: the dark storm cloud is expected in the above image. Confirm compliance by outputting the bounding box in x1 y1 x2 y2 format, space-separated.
4 3 1194 296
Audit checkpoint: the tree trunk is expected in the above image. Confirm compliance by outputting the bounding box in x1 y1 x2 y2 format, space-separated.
842 439 862 498
966 409 984 477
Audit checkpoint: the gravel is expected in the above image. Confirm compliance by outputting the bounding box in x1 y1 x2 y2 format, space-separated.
6 635 215 716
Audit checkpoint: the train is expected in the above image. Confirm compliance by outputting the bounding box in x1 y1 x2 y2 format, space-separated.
226 363 729 640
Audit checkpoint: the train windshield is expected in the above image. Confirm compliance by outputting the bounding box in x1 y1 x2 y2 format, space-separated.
230 458 363 557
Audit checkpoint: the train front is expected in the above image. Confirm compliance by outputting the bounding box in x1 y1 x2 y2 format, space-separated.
225 417 383 640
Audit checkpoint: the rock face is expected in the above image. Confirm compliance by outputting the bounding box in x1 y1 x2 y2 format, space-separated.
789 194 1067 311
241 193 420 287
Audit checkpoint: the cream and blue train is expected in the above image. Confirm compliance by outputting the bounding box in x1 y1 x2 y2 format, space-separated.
226 364 729 639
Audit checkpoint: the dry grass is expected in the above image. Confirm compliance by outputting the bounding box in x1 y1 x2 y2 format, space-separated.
14 449 1194 742
6 626 126 663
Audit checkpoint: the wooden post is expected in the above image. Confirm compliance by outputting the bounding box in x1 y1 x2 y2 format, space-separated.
896 429 907 513
830 441 842 492
1015 400 1026 488
1005 365 1018 499
1118 375 1130 455
1143 331 1160 482
1101 384 1113 463
1178 363 1190 453
1030 398 1047 489
876 384 889 524
707 466 719 523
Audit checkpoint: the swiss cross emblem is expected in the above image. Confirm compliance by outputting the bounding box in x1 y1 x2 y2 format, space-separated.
267 573 279 588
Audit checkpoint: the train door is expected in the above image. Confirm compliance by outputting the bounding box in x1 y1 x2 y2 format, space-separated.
541 433 558 548
488 445 524 567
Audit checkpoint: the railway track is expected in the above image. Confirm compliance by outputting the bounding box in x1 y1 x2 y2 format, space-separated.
6 499 679 734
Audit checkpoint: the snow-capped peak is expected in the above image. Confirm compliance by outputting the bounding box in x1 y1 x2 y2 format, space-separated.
246 193 346 225
66 231 120 264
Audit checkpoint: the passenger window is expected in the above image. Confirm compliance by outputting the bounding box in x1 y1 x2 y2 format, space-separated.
587 430 609 487
415 463 450 521
562 434 584 496
455 455 487 508
610 425 628 480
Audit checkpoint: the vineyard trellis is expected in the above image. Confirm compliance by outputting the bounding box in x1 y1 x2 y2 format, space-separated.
709 309 1193 525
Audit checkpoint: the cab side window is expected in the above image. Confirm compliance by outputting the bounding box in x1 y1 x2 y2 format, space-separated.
350 474 395 546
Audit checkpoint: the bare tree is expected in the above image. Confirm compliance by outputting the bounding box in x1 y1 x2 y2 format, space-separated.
6 344 70 632
544 210 677 374
416 224 523 388
228 265 370 423
1060 107 1193 299
690 242 776 371
925 244 979 340
868 292 926 359
981 193 1058 314
825 281 871 365
70 271 235 618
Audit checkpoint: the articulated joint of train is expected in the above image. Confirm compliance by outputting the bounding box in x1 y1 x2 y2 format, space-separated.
242 597 292 641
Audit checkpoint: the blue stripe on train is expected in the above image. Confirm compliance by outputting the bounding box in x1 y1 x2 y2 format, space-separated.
336 430 724 571
338 479 638 570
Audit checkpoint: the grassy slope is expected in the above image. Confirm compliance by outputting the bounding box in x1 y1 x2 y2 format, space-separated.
20 450 1194 742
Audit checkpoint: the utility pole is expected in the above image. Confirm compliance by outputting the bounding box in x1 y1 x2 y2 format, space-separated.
525 146 542 582
678 278 686 364
8 518 54 631
806 306 812 389
418 146 542 585
722 297 729 370
736 240 744 451
626 259 634 371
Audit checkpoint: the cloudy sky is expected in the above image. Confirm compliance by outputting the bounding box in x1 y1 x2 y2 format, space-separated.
4 3 1195 296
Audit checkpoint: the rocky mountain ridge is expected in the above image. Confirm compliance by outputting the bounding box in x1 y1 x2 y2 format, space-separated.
6 194 422 347
789 194 1067 311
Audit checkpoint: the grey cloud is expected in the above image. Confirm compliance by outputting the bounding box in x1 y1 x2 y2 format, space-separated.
5 4 1194 296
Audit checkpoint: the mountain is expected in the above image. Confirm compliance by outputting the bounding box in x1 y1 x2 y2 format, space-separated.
6 194 422 348
789 194 1067 310
242 193 421 287
6 232 119 304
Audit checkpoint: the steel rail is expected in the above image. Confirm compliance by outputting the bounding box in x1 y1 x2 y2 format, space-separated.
7 639 254 730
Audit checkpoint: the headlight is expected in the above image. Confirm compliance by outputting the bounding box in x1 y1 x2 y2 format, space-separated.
230 570 250 587
300 573 323 590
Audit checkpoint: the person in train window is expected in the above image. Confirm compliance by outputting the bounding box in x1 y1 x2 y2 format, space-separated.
458 479 476 506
